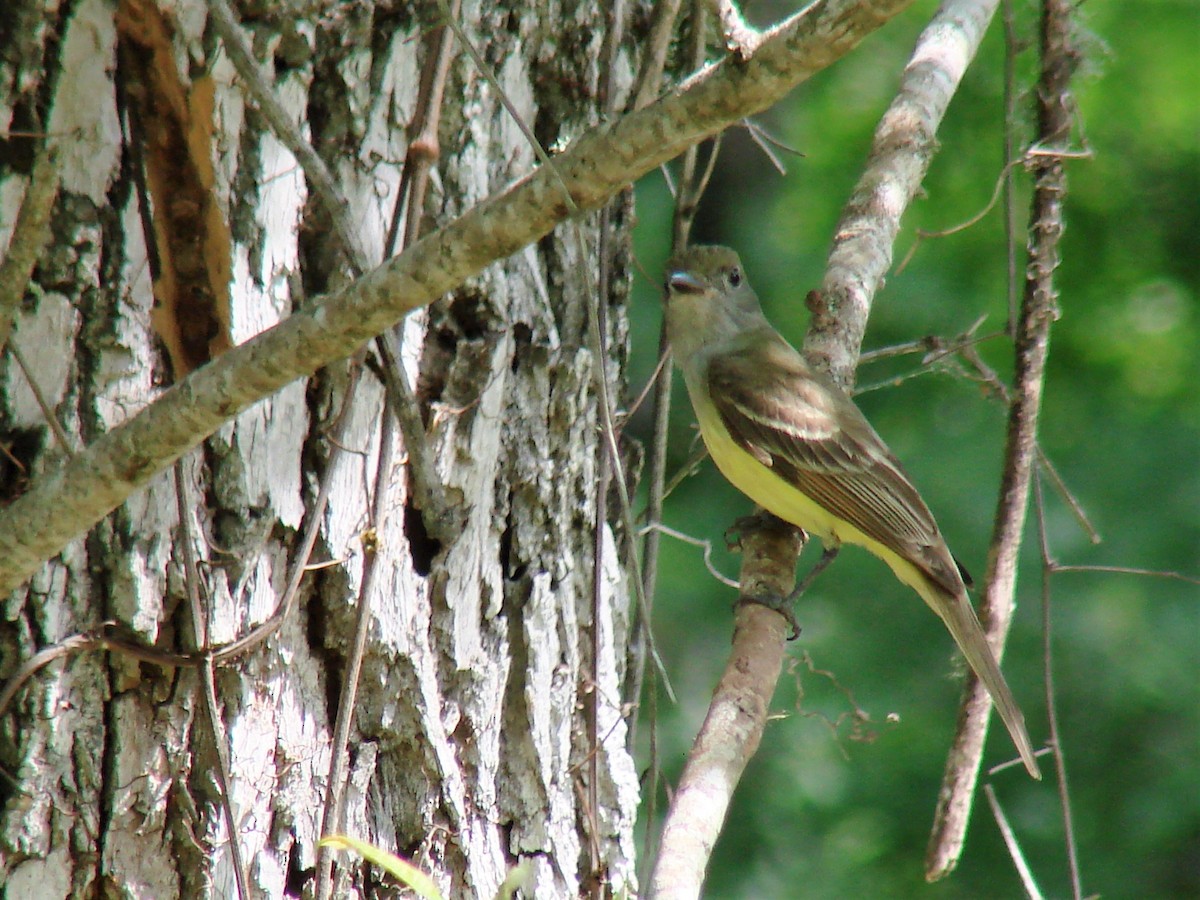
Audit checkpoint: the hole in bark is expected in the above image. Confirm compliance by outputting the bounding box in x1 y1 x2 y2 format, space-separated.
510 322 532 373
499 513 526 582
0 427 44 502
447 289 489 340
404 499 439 576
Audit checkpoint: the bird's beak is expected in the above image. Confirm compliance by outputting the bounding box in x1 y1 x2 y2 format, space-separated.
668 270 706 295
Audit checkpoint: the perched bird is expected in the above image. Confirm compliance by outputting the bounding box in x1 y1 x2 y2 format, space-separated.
664 245 1040 779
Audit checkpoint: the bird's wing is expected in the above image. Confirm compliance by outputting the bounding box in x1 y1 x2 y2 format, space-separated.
707 334 965 595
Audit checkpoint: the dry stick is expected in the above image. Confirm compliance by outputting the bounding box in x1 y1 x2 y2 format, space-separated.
8 340 76 455
314 16 460 895
624 0 695 737
633 4 710 880
958 341 1099 544
314 414 399 900
0 141 59 352
1001 0 1021 333
649 519 803 899
205 0 454 543
0 0 918 598
1051 565 1199 585
1034 473 1083 900
984 783 1046 899
174 463 251 900
926 0 1078 879
712 0 763 58
631 0 687 111
210 367 363 663
581 1 631 885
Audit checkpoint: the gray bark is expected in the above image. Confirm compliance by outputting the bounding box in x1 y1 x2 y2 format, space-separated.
0 1 638 897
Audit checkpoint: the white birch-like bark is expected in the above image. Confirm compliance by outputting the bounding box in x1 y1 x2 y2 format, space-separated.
0 1 638 897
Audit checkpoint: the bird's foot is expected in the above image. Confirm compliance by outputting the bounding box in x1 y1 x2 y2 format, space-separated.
735 591 802 641
724 511 789 551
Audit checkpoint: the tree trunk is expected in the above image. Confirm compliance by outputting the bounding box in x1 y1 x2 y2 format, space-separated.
0 1 638 896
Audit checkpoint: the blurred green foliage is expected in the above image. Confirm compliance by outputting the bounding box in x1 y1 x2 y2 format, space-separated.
627 2 1199 897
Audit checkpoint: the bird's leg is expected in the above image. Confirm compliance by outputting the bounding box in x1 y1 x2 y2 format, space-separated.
736 544 840 640
786 545 840 603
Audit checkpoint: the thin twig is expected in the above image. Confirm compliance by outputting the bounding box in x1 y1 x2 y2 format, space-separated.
984 783 1046 900
928 0 1079 878
895 159 1023 274
210 368 364 664
582 1 632 884
712 0 762 58
315 413 398 900
630 0 686 111
1049 564 1200 585
1035 450 1101 545
0 141 59 352
1034 473 1083 900
1001 0 1021 333
174 461 251 900
7 339 76 455
638 523 739 589
316 15 461 889
632 0 713 748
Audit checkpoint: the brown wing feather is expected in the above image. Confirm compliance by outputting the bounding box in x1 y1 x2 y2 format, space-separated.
707 334 964 595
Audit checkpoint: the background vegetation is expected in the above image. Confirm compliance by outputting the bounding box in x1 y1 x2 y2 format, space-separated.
628 2 1198 896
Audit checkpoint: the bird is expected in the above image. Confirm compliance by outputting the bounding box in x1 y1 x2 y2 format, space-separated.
663 244 1040 779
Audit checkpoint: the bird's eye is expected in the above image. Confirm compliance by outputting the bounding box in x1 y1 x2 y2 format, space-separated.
728 267 742 287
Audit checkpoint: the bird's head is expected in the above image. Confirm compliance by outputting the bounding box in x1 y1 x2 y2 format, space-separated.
664 245 766 359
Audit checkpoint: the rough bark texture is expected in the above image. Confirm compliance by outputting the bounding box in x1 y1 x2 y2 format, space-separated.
0 1 637 897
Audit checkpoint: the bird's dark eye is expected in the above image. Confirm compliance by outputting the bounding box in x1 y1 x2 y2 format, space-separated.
728 267 742 287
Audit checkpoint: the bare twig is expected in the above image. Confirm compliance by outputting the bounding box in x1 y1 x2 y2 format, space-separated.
927 0 1079 879
1036 450 1101 545
7 339 76 455
210 368 364 664
0 141 59 352
630 0 714 749
712 0 762 58
316 14 461 890
895 159 1023 274
315 414 398 900
437 0 680 703
1034 473 1083 900
581 0 632 884
1050 565 1200 585
631 0 686 111
174 462 251 900
984 783 1046 900
639 523 739 589
1001 0 1021 333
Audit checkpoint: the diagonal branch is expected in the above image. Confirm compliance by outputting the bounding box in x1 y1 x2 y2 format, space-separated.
806 0 1003 390
926 0 1077 879
0 0 915 596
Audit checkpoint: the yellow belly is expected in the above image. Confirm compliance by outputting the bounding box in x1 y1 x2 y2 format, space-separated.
693 397 934 603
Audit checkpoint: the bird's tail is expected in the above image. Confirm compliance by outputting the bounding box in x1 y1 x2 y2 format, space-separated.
924 583 1041 780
